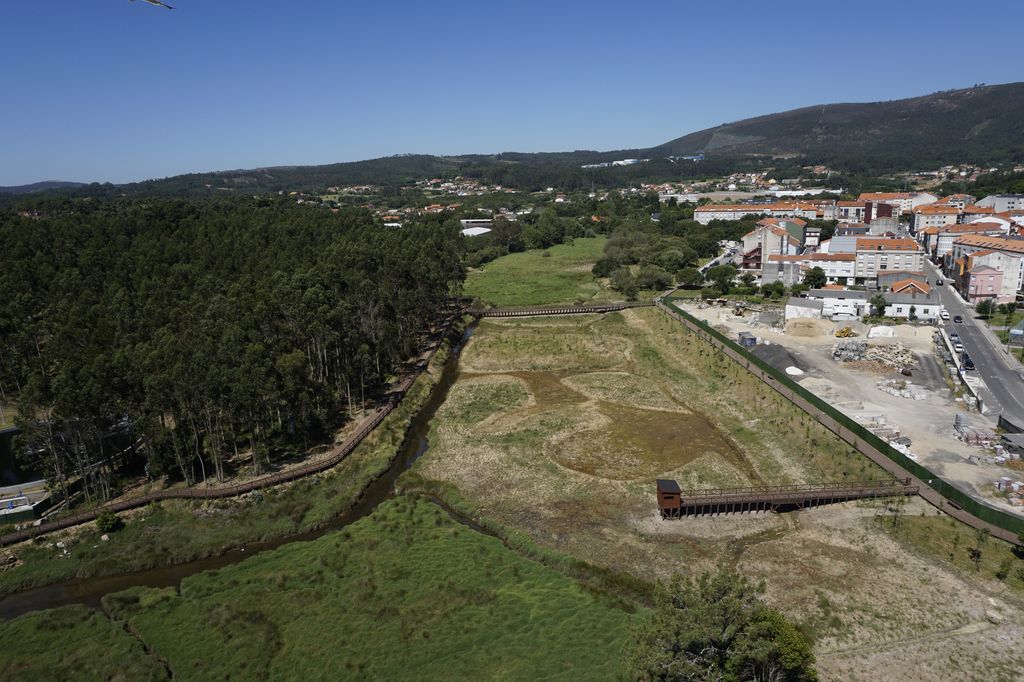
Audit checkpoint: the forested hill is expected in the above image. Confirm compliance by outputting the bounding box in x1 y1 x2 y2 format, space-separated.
0 197 464 501
651 82 1024 170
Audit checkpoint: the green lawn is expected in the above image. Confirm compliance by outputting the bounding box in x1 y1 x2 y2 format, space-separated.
465 237 619 307
85 496 634 680
0 604 166 681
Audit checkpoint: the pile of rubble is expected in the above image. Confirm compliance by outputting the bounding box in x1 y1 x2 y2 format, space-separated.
877 379 930 400
832 340 917 369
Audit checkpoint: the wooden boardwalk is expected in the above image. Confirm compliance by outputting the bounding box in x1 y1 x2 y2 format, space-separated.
658 479 917 519
0 313 462 548
469 302 652 318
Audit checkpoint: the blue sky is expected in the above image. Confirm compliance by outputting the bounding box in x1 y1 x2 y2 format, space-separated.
2 1 1022 185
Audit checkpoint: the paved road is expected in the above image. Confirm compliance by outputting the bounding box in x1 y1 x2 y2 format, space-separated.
926 261 1024 423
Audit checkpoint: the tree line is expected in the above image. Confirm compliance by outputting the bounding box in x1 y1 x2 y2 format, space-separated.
0 197 463 504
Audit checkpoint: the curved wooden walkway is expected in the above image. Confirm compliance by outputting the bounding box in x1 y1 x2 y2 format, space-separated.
0 315 460 548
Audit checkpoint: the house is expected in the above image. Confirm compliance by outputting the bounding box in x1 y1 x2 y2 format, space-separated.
961 265 1004 304
739 220 802 272
797 286 940 321
935 194 977 210
827 200 898 222
889 278 931 296
763 251 858 287
912 204 961 231
876 270 928 291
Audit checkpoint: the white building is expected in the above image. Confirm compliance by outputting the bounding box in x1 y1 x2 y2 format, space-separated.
977 194 1024 212
694 202 818 225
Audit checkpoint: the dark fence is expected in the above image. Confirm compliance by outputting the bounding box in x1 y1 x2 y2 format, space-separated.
656 298 1024 545
0 315 460 547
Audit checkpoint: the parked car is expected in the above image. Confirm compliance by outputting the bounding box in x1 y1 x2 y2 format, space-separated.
963 353 975 370
940 310 950 320
953 315 963 323
954 342 965 354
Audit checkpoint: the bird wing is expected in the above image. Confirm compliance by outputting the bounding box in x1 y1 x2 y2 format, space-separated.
141 0 175 8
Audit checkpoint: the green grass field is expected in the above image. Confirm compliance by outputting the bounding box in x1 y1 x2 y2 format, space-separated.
0 604 166 681
464 237 620 307
53 496 631 681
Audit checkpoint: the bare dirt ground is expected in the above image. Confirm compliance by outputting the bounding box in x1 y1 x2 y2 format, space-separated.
680 302 1024 519
411 309 1024 680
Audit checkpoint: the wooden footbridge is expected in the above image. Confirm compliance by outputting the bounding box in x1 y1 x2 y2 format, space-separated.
469 302 652 318
657 478 917 519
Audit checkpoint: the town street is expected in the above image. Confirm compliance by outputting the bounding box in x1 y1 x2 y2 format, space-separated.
927 261 1024 424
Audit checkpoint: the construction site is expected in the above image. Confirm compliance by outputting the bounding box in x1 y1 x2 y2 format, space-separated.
681 300 1024 519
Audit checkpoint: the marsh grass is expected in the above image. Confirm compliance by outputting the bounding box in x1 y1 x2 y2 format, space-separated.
464 238 619 306
97 497 636 681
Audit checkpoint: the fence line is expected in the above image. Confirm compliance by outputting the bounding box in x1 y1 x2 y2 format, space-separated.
0 314 461 548
655 298 1024 546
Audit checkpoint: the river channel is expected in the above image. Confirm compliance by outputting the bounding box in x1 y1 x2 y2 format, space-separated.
0 324 476 621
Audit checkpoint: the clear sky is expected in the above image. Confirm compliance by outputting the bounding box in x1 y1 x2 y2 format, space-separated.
2 0 1022 185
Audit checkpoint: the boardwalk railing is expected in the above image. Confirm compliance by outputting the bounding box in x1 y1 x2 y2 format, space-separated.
0 314 461 548
469 302 653 318
662 479 917 518
656 298 1024 544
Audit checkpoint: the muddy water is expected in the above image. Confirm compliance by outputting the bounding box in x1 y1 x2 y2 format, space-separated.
0 325 477 621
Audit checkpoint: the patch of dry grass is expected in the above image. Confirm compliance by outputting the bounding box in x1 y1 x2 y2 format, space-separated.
405 308 1024 678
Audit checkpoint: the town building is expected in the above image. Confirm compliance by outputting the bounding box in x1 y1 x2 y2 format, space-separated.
739 219 802 271
977 194 1024 213
693 202 818 225
857 191 938 212
948 234 1024 303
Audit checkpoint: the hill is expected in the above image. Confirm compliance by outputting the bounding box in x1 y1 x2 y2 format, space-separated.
5 83 1023 201
0 180 85 194
651 82 1024 170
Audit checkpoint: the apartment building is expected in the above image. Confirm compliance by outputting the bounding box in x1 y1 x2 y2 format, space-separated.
693 202 818 225
851 237 924 286
739 219 801 271
949 233 1024 303
857 191 938 212
977 194 1024 212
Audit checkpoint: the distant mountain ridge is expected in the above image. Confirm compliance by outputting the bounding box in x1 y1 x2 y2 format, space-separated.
649 82 1024 167
0 181 85 195
6 83 1024 199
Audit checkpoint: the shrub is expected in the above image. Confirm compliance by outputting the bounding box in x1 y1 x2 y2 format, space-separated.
96 510 124 534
